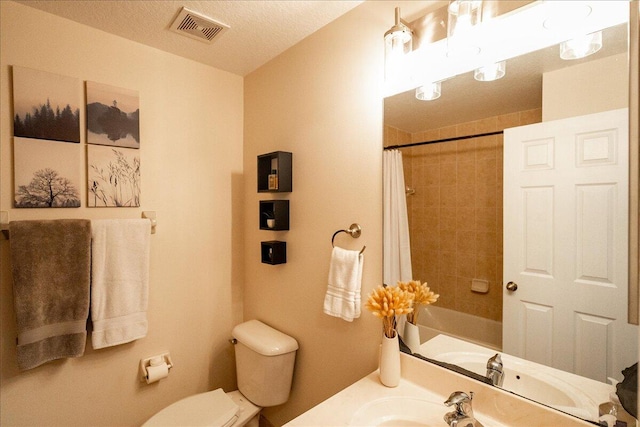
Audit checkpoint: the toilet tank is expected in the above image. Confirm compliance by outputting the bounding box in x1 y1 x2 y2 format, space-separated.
232 320 298 407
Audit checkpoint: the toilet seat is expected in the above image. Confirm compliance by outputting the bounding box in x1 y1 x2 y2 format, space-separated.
143 388 240 427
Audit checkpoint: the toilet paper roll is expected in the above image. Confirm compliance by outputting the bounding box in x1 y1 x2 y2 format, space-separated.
146 363 169 384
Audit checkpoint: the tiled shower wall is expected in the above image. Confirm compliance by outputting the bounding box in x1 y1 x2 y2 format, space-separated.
384 109 541 322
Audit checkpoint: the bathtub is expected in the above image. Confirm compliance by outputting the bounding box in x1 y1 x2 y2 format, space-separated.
416 305 502 351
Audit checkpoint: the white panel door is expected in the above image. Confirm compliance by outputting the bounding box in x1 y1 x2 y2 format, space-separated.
503 108 636 382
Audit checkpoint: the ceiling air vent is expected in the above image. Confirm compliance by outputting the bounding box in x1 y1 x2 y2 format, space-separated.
169 7 229 43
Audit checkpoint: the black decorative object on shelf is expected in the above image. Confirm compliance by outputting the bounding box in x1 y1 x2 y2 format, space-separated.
261 241 286 265
257 151 292 193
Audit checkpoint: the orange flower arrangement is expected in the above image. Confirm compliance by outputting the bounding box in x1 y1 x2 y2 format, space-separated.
397 280 439 325
365 284 413 338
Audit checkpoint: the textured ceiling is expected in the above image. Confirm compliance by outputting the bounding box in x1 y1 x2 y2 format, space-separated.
14 0 366 76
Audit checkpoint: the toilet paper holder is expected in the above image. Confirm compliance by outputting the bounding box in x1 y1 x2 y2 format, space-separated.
139 352 173 382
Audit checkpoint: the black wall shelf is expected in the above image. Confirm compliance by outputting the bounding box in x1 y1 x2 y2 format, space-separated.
257 151 292 193
259 200 290 230
258 151 292 264
261 241 286 265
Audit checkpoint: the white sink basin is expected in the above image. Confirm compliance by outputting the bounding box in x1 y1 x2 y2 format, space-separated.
349 396 445 427
418 334 610 420
433 351 594 414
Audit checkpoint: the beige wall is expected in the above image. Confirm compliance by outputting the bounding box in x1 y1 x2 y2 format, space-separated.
543 53 628 121
1 2 244 426
242 2 435 425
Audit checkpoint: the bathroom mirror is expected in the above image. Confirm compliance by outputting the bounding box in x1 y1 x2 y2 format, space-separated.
383 1 638 423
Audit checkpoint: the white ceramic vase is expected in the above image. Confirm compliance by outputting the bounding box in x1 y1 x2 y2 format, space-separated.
403 321 421 354
379 330 401 387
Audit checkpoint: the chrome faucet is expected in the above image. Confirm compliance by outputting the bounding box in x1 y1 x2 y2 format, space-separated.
486 353 504 387
443 391 484 427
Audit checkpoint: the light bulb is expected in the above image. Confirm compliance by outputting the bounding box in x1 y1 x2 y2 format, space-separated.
560 31 602 60
474 61 506 81
384 7 412 83
447 0 482 57
416 82 442 101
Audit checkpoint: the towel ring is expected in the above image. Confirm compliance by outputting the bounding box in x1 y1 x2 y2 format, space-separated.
331 223 366 255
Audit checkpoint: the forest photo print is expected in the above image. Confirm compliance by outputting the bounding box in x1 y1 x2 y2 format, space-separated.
13 66 80 143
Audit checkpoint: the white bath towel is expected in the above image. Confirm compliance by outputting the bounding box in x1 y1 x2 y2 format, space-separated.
91 219 150 349
323 247 364 322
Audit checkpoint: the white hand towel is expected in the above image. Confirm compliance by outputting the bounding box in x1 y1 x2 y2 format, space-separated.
91 219 150 349
323 246 364 322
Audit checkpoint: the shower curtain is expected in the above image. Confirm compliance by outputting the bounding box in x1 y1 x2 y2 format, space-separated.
383 149 413 286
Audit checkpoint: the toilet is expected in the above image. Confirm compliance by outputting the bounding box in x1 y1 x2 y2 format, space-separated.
142 320 298 427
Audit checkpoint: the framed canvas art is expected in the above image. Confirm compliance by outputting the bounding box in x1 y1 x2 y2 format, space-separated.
88 145 140 207
14 137 82 208
12 66 81 143
86 81 140 148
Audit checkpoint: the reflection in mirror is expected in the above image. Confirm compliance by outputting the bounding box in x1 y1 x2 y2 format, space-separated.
383 1 638 424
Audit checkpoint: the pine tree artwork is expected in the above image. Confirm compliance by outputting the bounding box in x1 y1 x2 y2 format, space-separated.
12 66 81 143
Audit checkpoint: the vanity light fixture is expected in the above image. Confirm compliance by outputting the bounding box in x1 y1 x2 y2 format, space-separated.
415 81 442 101
560 30 602 60
385 1 627 99
384 7 413 83
474 60 506 81
447 0 483 58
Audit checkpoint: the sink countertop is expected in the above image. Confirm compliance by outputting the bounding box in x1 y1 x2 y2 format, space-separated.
285 373 445 426
285 351 592 426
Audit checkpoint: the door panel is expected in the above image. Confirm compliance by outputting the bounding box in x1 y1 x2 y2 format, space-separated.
503 108 635 382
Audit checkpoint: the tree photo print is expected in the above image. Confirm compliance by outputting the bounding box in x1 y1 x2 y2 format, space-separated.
13 138 82 208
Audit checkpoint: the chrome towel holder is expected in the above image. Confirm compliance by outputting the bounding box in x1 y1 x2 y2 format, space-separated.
331 223 366 255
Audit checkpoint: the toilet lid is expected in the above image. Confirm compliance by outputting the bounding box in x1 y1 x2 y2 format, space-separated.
143 388 240 427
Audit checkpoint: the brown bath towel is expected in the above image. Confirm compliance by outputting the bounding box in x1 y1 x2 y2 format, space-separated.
9 219 91 370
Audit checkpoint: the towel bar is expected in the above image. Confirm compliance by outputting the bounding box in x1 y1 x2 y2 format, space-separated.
331 223 365 255
1 216 157 240
141 211 157 234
